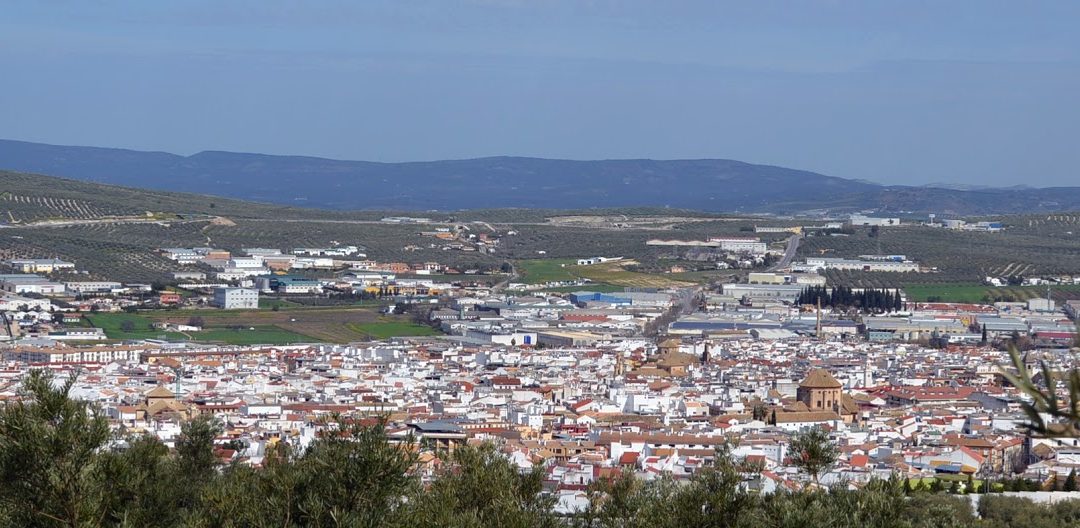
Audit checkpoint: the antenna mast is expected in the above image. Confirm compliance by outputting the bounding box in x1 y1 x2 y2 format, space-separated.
816 297 822 338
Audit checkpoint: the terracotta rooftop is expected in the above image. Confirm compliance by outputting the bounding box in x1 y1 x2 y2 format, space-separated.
799 368 841 389
144 385 175 399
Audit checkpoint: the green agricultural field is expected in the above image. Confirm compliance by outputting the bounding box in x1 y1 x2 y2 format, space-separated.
903 283 1080 303
572 260 694 288
109 305 442 343
516 259 579 284
190 326 316 345
170 304 374 318
538 284 627 294
902 284 994 303
258 298 302 309
144 306 383 343
667 270 740 283
85 313 186 341
515 258 691 289
346 320 442 339
86 312 318 344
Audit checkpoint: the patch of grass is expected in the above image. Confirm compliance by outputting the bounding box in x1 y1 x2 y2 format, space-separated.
258 298 301 309
539 284 626 293
905 477 994 493
667 270 739 283
517 258 694 289
904 283 1080 303
139 306 386 344
87 311 320 344
903 284 992 303
165 286 196 298
516 259 579 284
85 312 186 341
192 325 316 345
346 319 442 339
572 261 694 288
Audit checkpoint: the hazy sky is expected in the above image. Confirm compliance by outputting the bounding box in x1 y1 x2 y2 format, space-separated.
2 1 1079 187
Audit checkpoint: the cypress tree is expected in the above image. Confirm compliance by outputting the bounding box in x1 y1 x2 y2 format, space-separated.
930 478 944 493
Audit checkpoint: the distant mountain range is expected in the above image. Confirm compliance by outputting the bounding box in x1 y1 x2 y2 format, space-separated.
2 139 1078 215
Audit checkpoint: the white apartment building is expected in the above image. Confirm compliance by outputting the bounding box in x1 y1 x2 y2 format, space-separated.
3 345 143 363
212 287 259 309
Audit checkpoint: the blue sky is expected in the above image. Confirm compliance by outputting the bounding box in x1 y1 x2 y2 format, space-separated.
2 1 1079 186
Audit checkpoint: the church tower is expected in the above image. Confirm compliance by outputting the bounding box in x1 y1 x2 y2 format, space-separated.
797 368 843 412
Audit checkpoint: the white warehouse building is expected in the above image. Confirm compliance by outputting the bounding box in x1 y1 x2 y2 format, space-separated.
804 257 920 273
708 237 767 255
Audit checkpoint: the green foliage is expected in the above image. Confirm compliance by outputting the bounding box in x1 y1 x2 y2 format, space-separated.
575 444 752 528
930 478 946 493
577 473 978 528
0 370 112 527
902 493 977 527
191 418 418 527
398 443 556 528
346 321 442 339
96 434 183 526
978 495 1080 528
1002 335 1080 437
789 426 839 485
797 285 902 313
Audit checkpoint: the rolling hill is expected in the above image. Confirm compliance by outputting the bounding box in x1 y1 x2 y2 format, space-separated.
2 170 1080 286
2 139 1080 214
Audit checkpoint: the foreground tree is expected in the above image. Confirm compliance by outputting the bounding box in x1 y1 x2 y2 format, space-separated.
1002 330 1080 436
96 434 175 527
789 426 838 487
191 417 419 527
0 370 112 527
400 442 557 528
575 443 755 528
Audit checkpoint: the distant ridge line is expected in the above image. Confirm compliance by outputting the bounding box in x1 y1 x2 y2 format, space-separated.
2 138 1079 215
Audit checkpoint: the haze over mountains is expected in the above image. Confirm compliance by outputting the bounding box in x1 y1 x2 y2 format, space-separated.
1 139 1078 215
